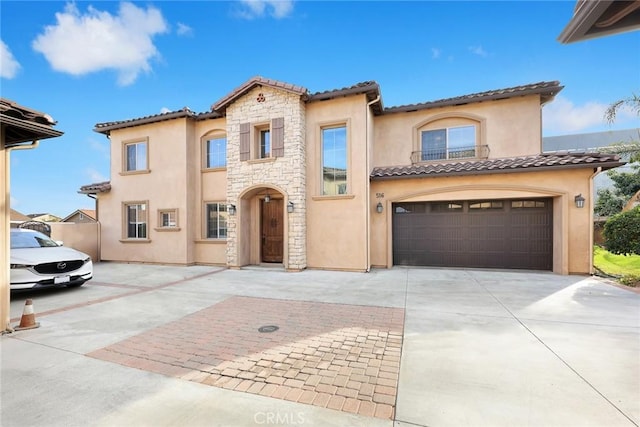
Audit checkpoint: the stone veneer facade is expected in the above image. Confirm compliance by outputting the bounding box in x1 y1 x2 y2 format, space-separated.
225 85 307 270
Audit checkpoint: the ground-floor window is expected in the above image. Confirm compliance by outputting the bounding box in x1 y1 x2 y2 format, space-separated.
124 202 147 239
206 202 228 239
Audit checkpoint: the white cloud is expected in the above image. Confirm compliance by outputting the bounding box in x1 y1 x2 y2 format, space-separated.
10 195 18 209
160 107 171 114
542 96 617 134
237 0 294 19
85 167 108 183
431 48 441 59
468 45 488 57
32 2 168 86
0 40 21 78
176 22 193 36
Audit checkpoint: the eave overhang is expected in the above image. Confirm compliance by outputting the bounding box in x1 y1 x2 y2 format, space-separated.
1 98 63 146
558 0 640 43
78 181 111 195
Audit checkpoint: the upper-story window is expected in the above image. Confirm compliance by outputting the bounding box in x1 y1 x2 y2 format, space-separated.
322 125 347 196
421 125 476 161
240 118 284 161
258 127 271 159
124 140 148 172
205 136 227 169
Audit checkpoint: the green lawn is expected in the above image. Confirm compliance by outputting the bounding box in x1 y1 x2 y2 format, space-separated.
593 246 640 277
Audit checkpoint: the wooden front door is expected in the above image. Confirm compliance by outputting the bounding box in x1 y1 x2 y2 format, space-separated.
261 199 284 263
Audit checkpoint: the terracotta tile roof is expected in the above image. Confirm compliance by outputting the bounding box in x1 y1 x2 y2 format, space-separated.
93 79 562 134
1 97 64 145
370 152 624 180
94 107 198 134
383 81 563 114
308 81 383 114
212 76 308 112
78 181 111 194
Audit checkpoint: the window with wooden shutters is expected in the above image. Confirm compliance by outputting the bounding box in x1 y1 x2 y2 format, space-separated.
272 117 284 157
240 122 250 161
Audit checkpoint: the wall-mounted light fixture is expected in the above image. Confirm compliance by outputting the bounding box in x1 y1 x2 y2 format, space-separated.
228 204 236 215
376 202 383 213
287 201 294 213
264 194 271 203
574 194 585 209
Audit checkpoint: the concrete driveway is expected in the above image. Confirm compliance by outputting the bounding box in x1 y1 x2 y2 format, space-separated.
1 263 638 427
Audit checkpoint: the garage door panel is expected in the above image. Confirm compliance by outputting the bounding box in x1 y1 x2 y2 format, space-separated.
393 199 552 270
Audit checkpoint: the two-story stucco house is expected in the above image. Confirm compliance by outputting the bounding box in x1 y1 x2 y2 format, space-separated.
81 76 623 275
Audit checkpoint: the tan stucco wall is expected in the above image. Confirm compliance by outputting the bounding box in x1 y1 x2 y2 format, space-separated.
100 119 194 264
305 95 370 271
373 95 542 167
49 222 100 261
370 168 595 274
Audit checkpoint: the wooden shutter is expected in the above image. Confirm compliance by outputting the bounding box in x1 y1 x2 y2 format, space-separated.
272 117 284 157
239 122 250 161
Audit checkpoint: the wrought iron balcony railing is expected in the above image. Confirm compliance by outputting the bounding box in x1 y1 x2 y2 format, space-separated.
410 144 489 163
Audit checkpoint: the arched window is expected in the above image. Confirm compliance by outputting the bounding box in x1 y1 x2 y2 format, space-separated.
203 131 227 169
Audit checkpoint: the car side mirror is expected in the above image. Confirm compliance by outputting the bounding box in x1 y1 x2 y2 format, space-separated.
55 241 64 246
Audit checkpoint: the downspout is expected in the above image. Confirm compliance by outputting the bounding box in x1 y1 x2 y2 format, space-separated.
365 95 381 273
83 193 100 261
589 166 603 275
3 140 40 333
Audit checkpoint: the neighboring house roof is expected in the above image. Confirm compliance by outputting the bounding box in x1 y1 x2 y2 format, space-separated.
27 213 62 222
78 181 112 195
62 209 97 222
93 78 561 135
543 128 640 152
559 0 640 43
10 209 30 222
370 152 624 180
1 98 63 146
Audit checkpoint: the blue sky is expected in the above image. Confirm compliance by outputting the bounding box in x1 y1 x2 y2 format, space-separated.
1 0 639 218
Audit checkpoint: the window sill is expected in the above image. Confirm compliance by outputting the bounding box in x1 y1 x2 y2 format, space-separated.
119 169 151 176
312 195 356 201
154 227 181 232
194 239 227 244
119 239 151 243
202 167 227 173
247 157 276 165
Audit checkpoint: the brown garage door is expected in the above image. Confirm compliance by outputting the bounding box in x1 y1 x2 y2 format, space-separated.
393 199 553 270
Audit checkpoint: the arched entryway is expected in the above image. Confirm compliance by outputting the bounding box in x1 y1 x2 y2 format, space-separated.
234 185 287 267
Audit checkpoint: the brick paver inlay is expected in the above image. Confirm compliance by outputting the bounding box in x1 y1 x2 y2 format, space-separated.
88 296 405 419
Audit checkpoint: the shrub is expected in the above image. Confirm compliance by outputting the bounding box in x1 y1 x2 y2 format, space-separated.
620 274 640 287
604 206 640 255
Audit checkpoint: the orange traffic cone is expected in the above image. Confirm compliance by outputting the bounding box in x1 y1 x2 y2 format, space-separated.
15 299 40 331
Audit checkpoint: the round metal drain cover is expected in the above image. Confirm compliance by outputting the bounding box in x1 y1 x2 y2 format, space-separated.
258 325 279 333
